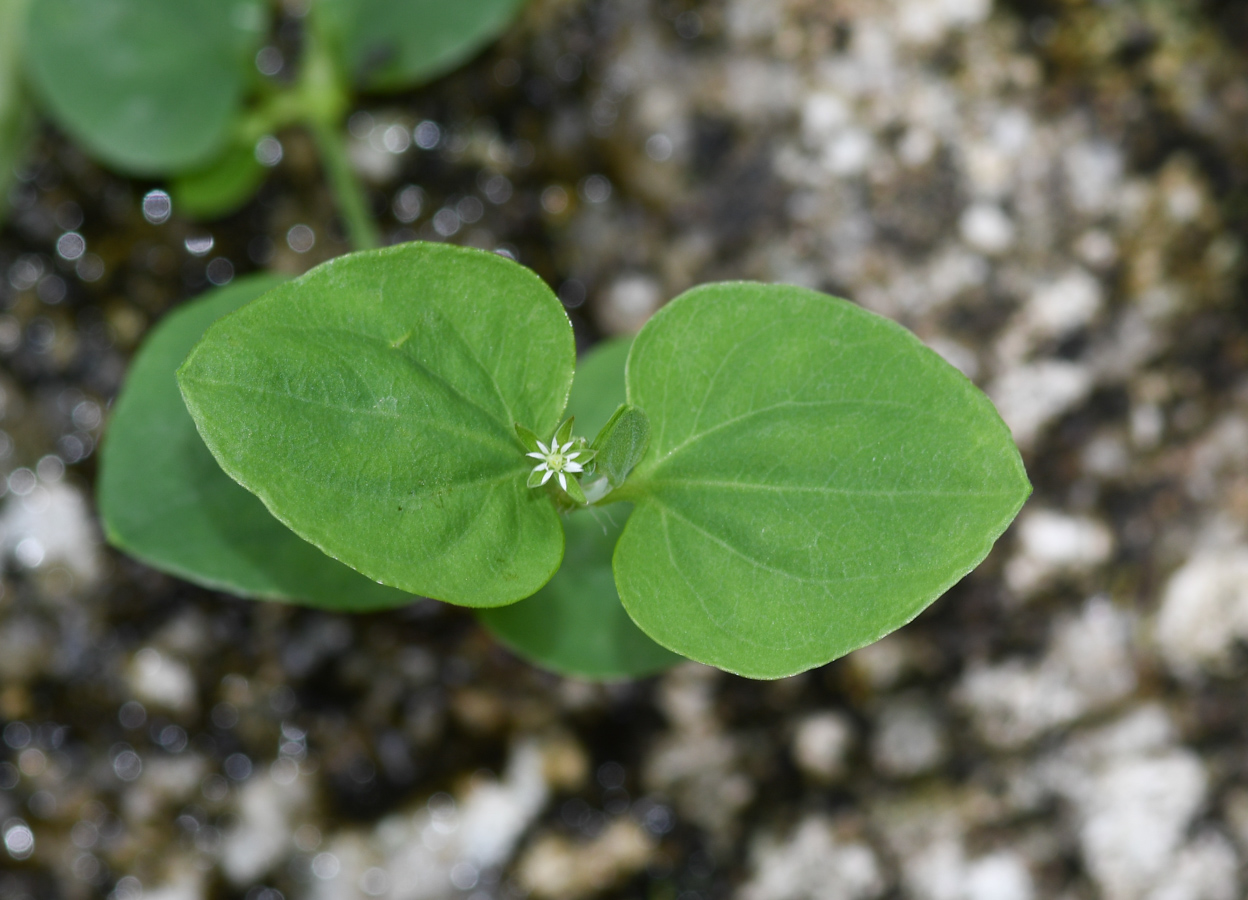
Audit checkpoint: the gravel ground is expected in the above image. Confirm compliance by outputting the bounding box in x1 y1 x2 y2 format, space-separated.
2 0 1248 898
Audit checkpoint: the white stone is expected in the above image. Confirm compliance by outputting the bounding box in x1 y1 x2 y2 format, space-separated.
896 0 992 45
141 864 205 900
1040 707 1210 900
127 648 198 714
958 598 1136 748
871 695 947 778
1155 549 1248 679
221 769 312 884
308 739 552 900
1146 831 1239 900
964 852 1034 900
0 481 100 584
989 360 1092 448
1064 141 1124 216
998 268 1103 363
792 712 854 782
802 93 851 146
1004 510 1114 596
599 274 663 335
518 820 655 900
959 203 1015 254
823 129 874 176
737 816 884 900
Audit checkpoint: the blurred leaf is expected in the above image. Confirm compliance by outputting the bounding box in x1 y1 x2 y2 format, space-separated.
98 275 417 610
315 0 528 92
0 0 33 224
170 141 267 220
24 0 268 174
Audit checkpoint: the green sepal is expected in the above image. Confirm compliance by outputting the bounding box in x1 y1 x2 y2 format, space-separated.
561 475 587 506
515 423 542 453
591 404 650 489
554 416 575 447
526 468 548 489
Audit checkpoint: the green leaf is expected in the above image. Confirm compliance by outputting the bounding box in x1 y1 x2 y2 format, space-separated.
478 337 683 679
479 504 682 680
592 405 650 491
98 275 415 611
177 242 575 607
170 141 267 220
24 0 268 174
614 283 1031 679
0 0 32 223
314 0 528 92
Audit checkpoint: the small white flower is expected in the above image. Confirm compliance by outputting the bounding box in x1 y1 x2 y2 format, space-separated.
527 439 585 491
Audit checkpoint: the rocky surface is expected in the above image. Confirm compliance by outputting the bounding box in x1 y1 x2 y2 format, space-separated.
2 0 1248 898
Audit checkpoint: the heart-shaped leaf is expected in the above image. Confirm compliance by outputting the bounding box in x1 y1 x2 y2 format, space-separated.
614 283 1031 678
98 275 415 610
24 0 267 174
178 243 574 607
478 338 683 679
314 0 528 92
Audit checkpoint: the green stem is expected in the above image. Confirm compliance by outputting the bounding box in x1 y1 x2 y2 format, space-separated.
310 120 381 251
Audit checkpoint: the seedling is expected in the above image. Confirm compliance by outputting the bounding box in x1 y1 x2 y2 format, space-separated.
18 0 527 237
102 242 1030 679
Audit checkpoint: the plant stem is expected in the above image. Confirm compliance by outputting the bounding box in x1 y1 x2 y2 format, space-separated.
311 120 381 251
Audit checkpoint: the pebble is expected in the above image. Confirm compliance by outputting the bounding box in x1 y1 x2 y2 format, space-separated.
958 598 1136 748
1004 510 1115 597
737 816 884 900
792 712 855 783
1155 548 1248 679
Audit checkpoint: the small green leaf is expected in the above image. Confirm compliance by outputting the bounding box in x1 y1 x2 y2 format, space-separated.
170 141 267 220
98 275 415 610
177 242 575 607
24 0 268 174
554 416 575 447
314 0 528 92
515 423 542 453
614 283 1031 679
591 404 650 491
478 337 682 679
561 475 587 506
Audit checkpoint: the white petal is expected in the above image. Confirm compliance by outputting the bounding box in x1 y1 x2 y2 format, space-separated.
565 461 583 473
563 440 576 453
540 469 554 485
531 462 548 474
535 440 551 455
557 472 567 490
526 452 547 460
565 450 582 460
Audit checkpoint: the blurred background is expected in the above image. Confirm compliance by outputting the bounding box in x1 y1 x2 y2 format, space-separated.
2 0 1248 897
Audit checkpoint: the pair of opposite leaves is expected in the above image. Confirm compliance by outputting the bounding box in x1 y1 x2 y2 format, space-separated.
21 0 525 201
102 242 1030 679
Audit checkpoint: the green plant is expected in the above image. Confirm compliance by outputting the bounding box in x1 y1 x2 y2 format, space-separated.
15 0 526 240
101 242 1030 680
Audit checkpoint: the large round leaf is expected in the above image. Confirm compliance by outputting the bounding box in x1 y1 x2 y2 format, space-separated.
614 283 1031 678
178 243 575 607
315 0 528 92
478 339 683 679
98 275 415 611
24 0 267 174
